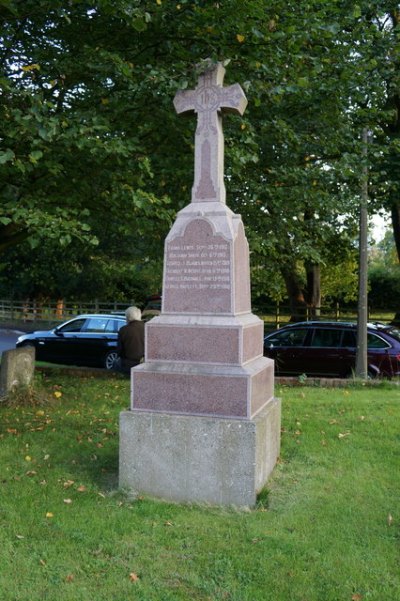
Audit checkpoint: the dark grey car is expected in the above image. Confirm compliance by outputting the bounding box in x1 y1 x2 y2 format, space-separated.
16 314 126 369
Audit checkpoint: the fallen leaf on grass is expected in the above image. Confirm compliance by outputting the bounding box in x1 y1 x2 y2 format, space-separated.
77 485 87 492
53 391 62 398
65 574 74 582
164 521 173 526
63 480 75 488
24 455 32 462
351 594 362 601
338 432 351 439
388 513 393 526
25 470 37 476
16 534 24 539
45 512 54 518
129 572 140 582
39 559 46 566
63 499 73 504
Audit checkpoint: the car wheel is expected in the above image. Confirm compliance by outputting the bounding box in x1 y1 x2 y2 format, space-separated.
104 350 118 370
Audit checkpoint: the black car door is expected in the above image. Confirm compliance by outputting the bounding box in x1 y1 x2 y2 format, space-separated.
303 328 346 376
264 327 311 375
41 318 87 363
70 317 114 366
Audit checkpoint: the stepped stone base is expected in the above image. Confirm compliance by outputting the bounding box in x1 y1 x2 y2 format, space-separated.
119 396 281 507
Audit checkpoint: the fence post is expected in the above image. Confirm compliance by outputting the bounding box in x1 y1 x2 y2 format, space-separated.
335 302 340 321
275 301 280 329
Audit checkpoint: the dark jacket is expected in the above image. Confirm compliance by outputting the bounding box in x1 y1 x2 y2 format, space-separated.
116 320 145 370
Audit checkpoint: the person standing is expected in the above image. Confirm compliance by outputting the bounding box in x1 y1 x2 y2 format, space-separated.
115 306 145 374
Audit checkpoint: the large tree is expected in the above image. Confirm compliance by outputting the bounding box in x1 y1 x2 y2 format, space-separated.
0 0 396 309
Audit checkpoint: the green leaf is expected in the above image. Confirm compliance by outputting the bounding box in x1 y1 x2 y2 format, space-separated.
29 150 43 163
0 149 15 164
132 18 147 32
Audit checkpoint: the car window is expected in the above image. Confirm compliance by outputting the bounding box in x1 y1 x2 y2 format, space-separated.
367 333 390 349
267 328 308 347
342 330 356 347
310 329 343 348
105 319 125 333
84 317 109 333
58 318 86 333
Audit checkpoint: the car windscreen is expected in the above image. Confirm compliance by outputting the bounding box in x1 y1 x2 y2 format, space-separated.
58 318 86 333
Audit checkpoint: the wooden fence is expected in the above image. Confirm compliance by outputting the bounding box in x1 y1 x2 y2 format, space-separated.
0 298 394 330
0 299 133 325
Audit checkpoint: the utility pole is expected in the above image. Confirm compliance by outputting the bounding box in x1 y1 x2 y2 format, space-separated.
355 128 369 378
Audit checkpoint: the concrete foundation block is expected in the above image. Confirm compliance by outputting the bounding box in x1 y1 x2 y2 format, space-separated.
119 396 281 507
0 347 35 398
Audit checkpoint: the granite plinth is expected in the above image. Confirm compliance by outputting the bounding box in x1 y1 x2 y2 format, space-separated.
162 204 250 315
119 396 281 507
131 355 274 419
145 314 263 365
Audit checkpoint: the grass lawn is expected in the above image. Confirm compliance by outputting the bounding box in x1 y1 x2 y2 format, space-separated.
0 374 399 601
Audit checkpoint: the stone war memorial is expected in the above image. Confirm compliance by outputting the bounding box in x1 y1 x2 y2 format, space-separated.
119 61 281 507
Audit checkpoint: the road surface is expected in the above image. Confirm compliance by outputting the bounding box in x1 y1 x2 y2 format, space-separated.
0 329 24 357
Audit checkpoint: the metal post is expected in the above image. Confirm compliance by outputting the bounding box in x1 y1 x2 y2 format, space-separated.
355 128 369 379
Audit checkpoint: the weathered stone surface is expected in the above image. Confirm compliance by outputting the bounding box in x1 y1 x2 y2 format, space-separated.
120 396 281 507
0 347 35 397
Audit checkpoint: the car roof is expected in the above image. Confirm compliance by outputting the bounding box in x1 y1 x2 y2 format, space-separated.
70 313 126 320
266 320 391 332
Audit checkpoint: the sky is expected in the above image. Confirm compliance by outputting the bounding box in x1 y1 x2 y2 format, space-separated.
371 212 390 242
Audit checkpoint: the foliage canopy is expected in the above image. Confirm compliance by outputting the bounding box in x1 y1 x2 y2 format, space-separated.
0 1 399 306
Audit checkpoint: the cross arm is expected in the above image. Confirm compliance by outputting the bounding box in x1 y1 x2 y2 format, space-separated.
173 89 196 115
220 83 248 116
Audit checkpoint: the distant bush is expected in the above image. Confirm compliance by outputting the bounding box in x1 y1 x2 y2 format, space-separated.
368 265 400 309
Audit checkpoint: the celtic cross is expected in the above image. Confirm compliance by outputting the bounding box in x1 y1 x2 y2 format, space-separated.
173 62 247 204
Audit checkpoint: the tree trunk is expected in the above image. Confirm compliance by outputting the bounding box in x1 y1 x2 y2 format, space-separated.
305 263 321 318
281 268 308 322
391 201 400 262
